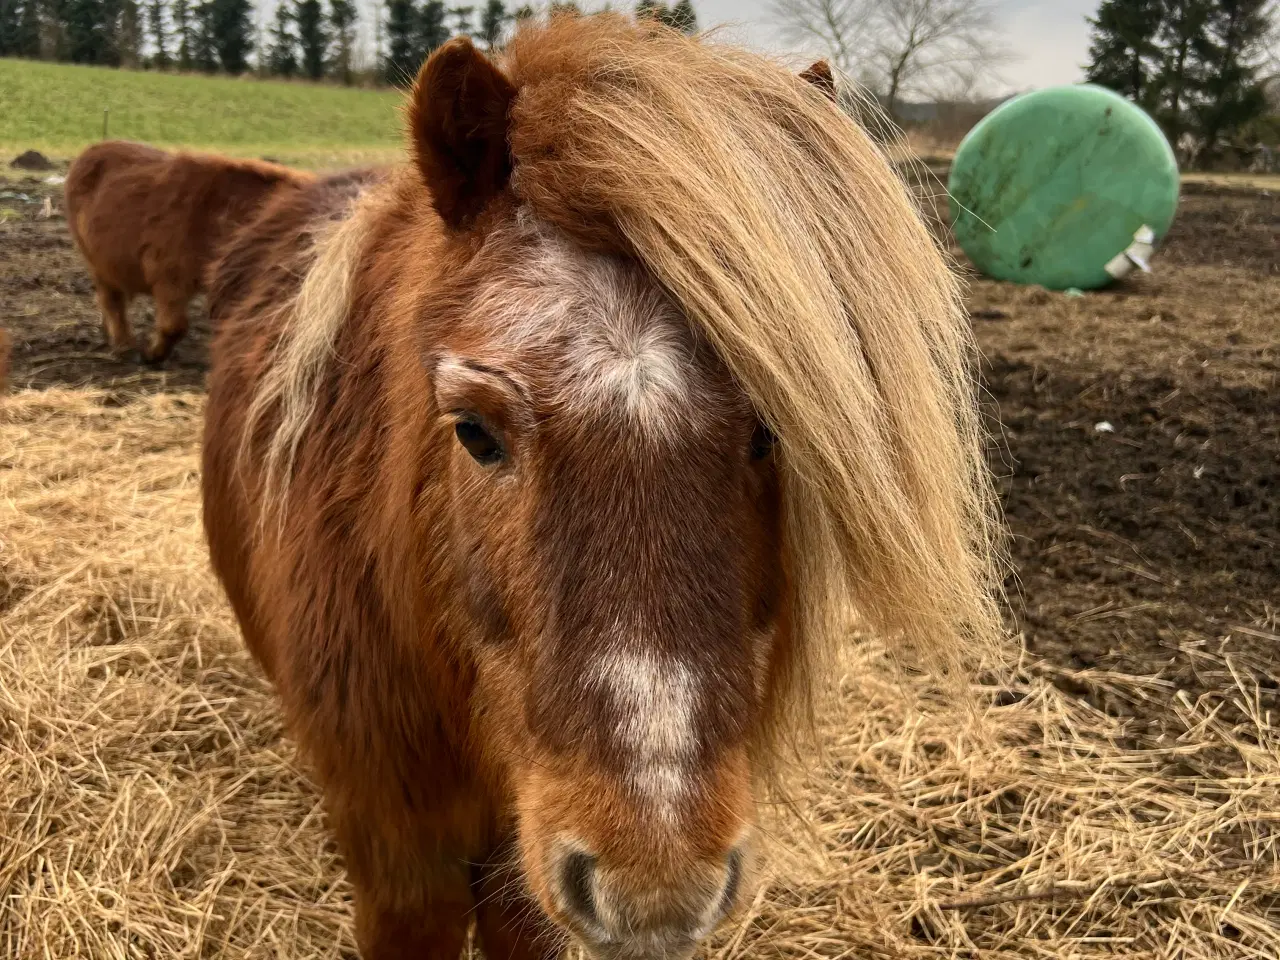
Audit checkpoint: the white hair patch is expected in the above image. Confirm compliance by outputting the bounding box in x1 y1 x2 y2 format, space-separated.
565 318 690 431
594 648 698 819
480 220 708 438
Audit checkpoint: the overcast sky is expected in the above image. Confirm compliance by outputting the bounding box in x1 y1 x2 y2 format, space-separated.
691 0 1096 94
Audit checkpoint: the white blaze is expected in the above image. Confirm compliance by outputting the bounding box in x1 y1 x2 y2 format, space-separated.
595 649 697 820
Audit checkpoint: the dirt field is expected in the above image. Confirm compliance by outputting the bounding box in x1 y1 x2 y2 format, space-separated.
6 169 1277 721
960 180 1280 731
2 165 1279 957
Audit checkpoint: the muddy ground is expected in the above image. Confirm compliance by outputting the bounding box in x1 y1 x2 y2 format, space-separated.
2 168 1277 733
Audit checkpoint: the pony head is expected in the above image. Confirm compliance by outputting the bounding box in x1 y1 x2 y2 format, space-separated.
266 18 1000 958
405 21 1000 957
409 37 800 955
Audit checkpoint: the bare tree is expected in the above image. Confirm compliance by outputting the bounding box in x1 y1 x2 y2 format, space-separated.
771 0 1009 117
770 0 877 73
878 0 1004 109
1264 6 1280 80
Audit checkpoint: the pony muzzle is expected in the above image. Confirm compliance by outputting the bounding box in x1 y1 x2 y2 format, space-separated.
545 836 747 958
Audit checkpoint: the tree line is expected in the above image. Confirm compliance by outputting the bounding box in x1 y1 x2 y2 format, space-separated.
1084 0 1276 156
0 0 697 84
769 0 1009 116
381 1 691 84
0 0 256 71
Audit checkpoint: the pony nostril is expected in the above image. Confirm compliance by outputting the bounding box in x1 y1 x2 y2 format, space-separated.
697 845 744 933
560 850 599 926
552 843 747 942
720 847 744 914
690 846 749 940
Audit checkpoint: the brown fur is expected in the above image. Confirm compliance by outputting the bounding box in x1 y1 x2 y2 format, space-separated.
798 59 836 100
64 141 314 363
202 18 1003 960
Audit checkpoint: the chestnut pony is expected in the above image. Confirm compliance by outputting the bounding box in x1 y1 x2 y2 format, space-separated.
202 18 1002 960
65 141 313 363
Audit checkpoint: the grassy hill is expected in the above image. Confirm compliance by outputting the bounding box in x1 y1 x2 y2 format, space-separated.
0 58 406 169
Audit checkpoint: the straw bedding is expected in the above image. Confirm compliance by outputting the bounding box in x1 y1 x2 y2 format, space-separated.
3 388 1278 958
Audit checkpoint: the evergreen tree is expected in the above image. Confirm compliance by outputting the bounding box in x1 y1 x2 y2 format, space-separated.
42 0 69 58
667 0 694 33
171 0 192 66
0 0 20 54
416 0 448 59
1084 0 1164 102
147 0 169 66
639 1 696 33
18 0 42 55
19 0 43 55
328 0 355 82
448 3 471 35
267 0 297 75
209 0 252 72
384 0 416 83
113 0 142 65
476 0 506 47
63 0 113 63
294 0 327 79
1156 0 1212 143
190 0 219 71
1195 0 1272 151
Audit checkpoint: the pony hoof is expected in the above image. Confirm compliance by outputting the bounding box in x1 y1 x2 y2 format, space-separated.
108 344 142 364
140 350 169 368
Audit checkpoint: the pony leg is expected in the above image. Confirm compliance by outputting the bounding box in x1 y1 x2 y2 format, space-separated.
95 284 133 355
142 287 190 364
351 886 472 960
472 858 562 960
336 814 475 960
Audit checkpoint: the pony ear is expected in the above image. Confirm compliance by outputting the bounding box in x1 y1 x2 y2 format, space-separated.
799 60 837 102
409 37 517 230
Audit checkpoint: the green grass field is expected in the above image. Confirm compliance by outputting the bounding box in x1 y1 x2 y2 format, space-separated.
0 57 407 169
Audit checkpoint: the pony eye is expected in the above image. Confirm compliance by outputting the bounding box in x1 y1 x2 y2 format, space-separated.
455 418 504 465
750 421 776 461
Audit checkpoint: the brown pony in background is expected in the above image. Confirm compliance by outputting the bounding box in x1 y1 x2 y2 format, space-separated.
65 141 313 363
202 18 1003 960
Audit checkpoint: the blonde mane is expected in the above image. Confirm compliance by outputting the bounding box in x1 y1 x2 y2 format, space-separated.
503 17 1007 719
239 184 386 505
247 17 1006 728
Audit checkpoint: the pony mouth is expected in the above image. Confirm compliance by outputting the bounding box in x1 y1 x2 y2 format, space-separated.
572 930 700 960
543 887 702 960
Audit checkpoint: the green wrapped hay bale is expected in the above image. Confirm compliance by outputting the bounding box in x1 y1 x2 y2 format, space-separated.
948 84 1180 290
